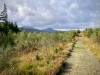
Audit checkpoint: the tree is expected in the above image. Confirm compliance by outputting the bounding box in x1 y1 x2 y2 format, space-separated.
13 22 19 33
0 3 8 22
0 4 19 35
77 29 80 33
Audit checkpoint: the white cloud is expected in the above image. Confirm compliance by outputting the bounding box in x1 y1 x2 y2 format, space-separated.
70 3 79 9
41 10 53 19
50 0 55 4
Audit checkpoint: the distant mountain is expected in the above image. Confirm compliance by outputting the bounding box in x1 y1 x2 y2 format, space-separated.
19 26 41 32
19 26 56 32
21 26 35 29
42 28 54 32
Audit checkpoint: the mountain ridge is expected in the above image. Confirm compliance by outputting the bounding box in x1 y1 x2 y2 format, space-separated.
19 26 56 32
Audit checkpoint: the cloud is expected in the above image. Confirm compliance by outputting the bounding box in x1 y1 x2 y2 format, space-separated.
70 3 79 9
0 0 100 30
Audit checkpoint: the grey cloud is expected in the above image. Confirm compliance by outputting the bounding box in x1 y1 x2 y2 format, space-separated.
0 0 100 30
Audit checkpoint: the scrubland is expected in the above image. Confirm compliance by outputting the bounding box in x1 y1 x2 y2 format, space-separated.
82 28 100 61
0 28 78 75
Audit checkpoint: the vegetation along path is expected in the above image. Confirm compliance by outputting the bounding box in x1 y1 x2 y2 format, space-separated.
58 37 100 75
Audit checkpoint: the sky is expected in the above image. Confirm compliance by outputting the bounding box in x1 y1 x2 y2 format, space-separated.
0 0 100 30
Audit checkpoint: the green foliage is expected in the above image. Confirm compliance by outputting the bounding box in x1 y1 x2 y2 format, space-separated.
14 30 77 51
77 29 80 33
0 21 19 34
84 28 93 38
83 28 100 44
0 45 15 72
0 29 77 74
90 32 98 43
0 21 19 73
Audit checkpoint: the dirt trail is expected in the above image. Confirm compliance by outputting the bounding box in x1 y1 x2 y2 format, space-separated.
58 37 100 75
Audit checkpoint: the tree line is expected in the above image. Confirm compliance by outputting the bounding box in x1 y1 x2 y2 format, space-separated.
0 21 19 34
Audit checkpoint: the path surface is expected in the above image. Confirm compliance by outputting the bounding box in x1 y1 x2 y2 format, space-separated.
58 37 100 75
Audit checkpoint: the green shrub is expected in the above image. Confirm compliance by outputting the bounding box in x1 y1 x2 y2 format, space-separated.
36 70 46 75
0 29 77 74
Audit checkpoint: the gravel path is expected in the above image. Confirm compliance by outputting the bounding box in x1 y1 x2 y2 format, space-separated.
58 37 100 75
